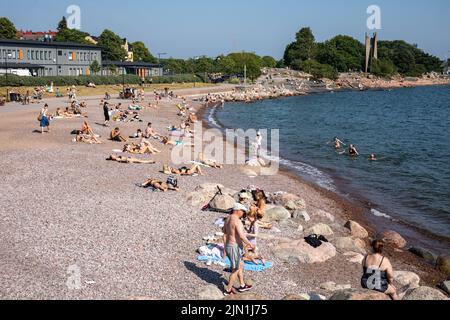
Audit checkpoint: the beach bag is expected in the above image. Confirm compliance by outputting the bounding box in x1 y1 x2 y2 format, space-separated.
304 234 323 248
37 113 43 122
167 176 178 188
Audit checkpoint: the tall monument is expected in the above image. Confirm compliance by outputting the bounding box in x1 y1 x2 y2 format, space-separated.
365 32 378 73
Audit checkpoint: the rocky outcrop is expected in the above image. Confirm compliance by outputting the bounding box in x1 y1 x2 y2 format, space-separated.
343 251 365 264
292 210 311 222
198 285 225 300
344 220 369 239
380 230 407 249
320 282 352 292
394 271 421 289
305 223 334 236
263 206 292 222
436 255 450 276
330 289 390 300
408 247 438 265
334 237 367 254
186 183 237 208
403 286 449 300
314 209 335 223
282 294 308 301
210 195 236 212
273 239 337 264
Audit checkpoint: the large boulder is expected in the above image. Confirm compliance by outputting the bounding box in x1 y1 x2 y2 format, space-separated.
314 209 335 223
436 255 450 276
320 282 352 292
282 294 308 301
284 199 306 211
330 289 390 301
403 286 449 301
334 237 367 254
305 223 334 237
197 285 225 300
263 206 291 222
343 251 365 264
344 220 369 239
210 195 236 211
408 247 438 265
273 239 337 264
380 230 407 249
394 271 421 289
292 210 311 222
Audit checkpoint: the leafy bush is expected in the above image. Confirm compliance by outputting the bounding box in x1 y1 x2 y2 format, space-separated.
299 60 338 80
0 74 203 87
371 59 397 77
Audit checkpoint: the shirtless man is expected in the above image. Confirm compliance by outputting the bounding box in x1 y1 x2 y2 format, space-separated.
145 122 160 139
222 204 255 296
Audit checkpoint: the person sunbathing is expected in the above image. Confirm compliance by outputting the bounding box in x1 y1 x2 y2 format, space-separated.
55 108 64 117
123 141 161 155
163 164 204 176
106 155 155 164
145 123 160 139
252 190 273 230
74 133 102 144
140 178 180 192
81 121 95 136
130 129 143 139
198 153 223 168
110 127 127 142
188 113 198 123
161 136 182 146
140 138 161 153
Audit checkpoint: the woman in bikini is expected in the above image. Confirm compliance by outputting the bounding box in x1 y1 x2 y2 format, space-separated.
243 211 266 266
252 190 273 229
75 133 102 144
106 155 155 164
164 164 204 176
361 240 400 300
141 178 180 192
81 121 95 136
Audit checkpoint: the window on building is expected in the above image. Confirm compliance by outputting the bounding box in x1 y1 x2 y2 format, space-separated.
58 50 62 56
49 51 52 60
68 52 73 61
31 51 35 60
27 50 30 60
44 51 47 60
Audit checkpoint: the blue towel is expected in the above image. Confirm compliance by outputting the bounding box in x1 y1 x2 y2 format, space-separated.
197 256 274 272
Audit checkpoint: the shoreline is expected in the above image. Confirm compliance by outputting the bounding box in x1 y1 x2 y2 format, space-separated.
192 90 448 287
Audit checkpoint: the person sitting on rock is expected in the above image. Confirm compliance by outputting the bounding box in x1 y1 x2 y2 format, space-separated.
361 240 400 300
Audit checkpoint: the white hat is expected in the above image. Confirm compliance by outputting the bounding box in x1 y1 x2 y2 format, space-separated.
233 203 248 213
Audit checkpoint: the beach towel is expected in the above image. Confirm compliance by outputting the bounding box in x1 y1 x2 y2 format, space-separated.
197 256 274 272
112 149 123 153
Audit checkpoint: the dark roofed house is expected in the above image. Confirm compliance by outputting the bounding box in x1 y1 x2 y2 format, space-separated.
0 39 101 76
102 60 163 78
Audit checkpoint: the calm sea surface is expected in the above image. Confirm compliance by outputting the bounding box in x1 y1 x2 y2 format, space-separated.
210 85 450 250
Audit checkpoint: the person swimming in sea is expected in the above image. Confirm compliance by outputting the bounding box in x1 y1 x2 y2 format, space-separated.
333 137 345 150
369 154 378 161
348 144 360 157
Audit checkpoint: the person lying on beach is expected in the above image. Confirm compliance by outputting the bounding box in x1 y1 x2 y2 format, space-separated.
361 240 400 300
163 164 204 176
198 153 223 168
243 211 266 266
188 113 198 123
74 133 102 144
123 140 161 155
106 155 155 164
55 108 64 117
140 178 180 192
161 136 181 146
110 128 128 142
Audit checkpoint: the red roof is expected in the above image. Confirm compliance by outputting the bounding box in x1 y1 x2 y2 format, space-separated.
17 30 58 40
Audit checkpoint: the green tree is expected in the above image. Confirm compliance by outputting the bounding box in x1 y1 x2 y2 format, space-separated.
261 56 277 68
317 35 365 72
57 16 67 32
227 52 263 80
97 29 128 61
371 59 396 77
295 27 316 61
300 60 338 80
215 55 237 74
90 60 101 74
0 17 17 39
54 28 90 44
132 41 157 63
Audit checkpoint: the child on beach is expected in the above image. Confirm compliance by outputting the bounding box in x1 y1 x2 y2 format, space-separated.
243 210 266 266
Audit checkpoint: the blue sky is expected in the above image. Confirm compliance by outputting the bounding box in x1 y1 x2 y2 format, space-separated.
4 0 450 59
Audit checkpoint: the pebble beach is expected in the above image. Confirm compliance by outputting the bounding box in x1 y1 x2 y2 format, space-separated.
0 84 448 300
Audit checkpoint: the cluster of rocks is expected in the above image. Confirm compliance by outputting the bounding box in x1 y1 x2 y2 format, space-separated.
189 185 450 300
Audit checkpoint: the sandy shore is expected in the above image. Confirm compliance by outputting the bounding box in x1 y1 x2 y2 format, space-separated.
0 85 447 300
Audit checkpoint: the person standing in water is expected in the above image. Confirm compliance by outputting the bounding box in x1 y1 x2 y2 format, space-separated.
348 144 360 157
333 137 346 149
